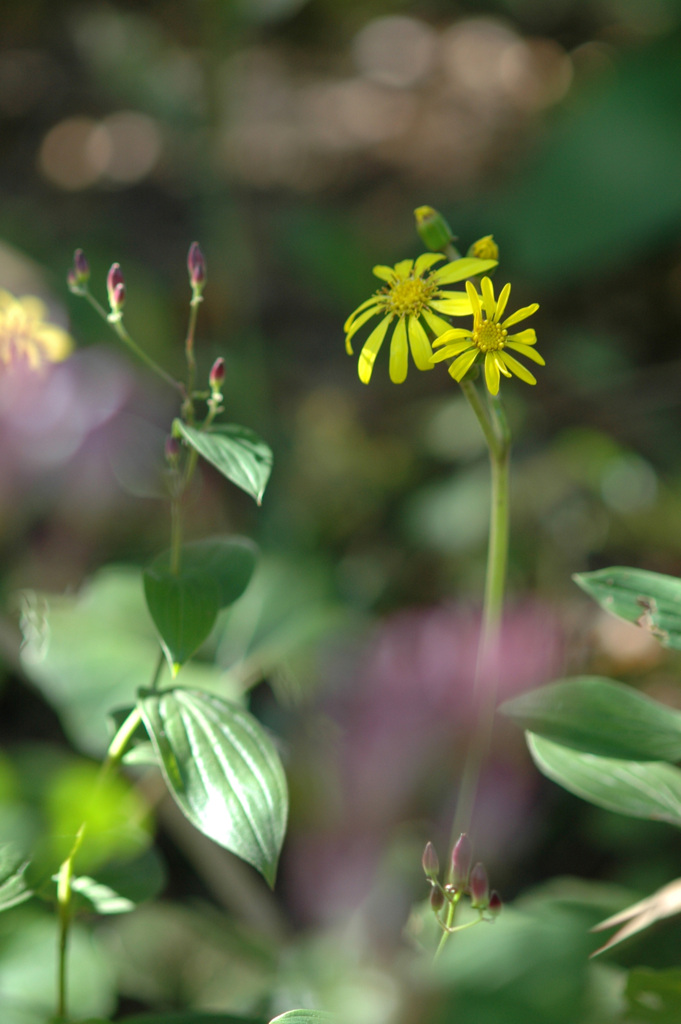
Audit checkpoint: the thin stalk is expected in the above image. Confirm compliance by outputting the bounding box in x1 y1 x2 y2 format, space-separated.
184 298 201 423
81 290 183 394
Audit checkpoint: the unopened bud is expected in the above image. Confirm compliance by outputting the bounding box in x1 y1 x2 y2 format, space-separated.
469 862 490 909
488 890 502 918
187 242 206 292
430 887 445 913
209 356 225 391
107 263 125 314
421 841 439 881
414 205 456 253
165 436 181 464
73 248 90 284
467 235 499 262
450 833 472 888
67 269 79 294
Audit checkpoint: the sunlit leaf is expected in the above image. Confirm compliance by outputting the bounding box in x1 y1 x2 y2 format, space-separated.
0 843 32 912
174 420 273 504
139 688 288 886
527 733 681 826
591 879 681 956
269 1013 335 1024
501 677 681 761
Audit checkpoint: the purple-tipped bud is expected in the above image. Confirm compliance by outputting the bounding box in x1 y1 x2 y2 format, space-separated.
488 890 502 918
107 263 125 312
187 242 206 290
67 268 79 293
165 436 181 464
469 862 490 909
209 356 225 391
450 833 472 888
73 248 90 284
430 887 445 913
422 841 439 881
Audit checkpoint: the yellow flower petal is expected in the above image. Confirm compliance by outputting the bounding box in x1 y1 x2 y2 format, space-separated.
358 315 392 384
432 327 471 348
496 354 512 377
431 340 475 363
481 277 496 319
499 350 537 385
389 317 408 383
394 259 414 278
448 348 479 381
421 308 453 338
495 282 511 322
408 315 433 370
345 305 383 352
502 302 539 329
372 265 397 282
507 328 537 346
35 326 72 361
485 352 500 394
430 294 472 316
432 257 497 284
344 296 381 332
505 341 545 365
414 252 446 275
465 280 481 320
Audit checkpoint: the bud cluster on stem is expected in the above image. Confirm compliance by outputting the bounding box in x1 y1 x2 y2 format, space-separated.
421 834 502 952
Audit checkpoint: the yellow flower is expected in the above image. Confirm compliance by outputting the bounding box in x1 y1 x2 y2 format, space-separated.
344 254 497 385
0 291 72 369
468 235 499 262
431 277 542 396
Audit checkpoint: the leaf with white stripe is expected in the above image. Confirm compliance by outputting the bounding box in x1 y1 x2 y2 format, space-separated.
139 688 288 886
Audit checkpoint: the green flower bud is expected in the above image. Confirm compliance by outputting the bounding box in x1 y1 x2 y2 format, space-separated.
422 841 439 881
414 205 456 253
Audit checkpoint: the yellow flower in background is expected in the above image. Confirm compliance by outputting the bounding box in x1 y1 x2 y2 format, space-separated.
0 291 72 368
431 277 542 396
344 253 497 384
468 235 499 262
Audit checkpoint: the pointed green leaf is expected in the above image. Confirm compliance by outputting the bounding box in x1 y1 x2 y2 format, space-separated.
500 677 681 761
527 733 681 826
139 688 288 886
120 1015 262 1024
0 843 32 912
574 566 681 650
151 537 257 610
143 566 220 672
174 420 273 505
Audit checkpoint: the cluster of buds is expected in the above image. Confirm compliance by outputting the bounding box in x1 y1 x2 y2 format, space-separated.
422 834 501 934
413 205 499 269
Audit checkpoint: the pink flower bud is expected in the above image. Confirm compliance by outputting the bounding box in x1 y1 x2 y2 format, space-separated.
488 890 502 918
187 242 206 289
107 263 125 312
430 887 445 913
67 269 79 293
450 833 472 888
469 862 490 909
421 841 439 881
165 436 181 463
209 356 225 390
73 248 90 284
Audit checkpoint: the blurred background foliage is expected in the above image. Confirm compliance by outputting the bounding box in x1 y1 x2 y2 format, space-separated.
3 0 681 1020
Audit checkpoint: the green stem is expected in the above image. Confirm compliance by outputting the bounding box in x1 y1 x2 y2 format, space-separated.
55 703 146 1019
437 382 511 957
81 290 183 394
435 893 461 960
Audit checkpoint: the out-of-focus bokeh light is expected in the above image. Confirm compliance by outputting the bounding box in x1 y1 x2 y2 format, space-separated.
352 16 437 88
39 111 162 189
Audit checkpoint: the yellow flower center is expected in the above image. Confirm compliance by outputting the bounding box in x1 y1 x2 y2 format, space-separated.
383 275 436 317
473 319 507 352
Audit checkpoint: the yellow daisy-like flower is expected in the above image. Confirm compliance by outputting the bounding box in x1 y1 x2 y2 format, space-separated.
0 290 72 369
431 277 542 396
344 253 497 384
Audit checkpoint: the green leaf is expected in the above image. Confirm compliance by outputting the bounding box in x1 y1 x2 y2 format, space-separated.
37 847 166 915
269 1013 335 1024
527 733 681 825
139 688 288 887
0 843 32 912
500 677 681 761
143 566 219 673
574 566 681 650
151 537 258 610
626 968 681 1023
120 1015 262 1023
174 420 273 504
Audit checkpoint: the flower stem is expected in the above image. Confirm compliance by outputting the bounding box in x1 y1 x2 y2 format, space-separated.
55 703 145 1020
